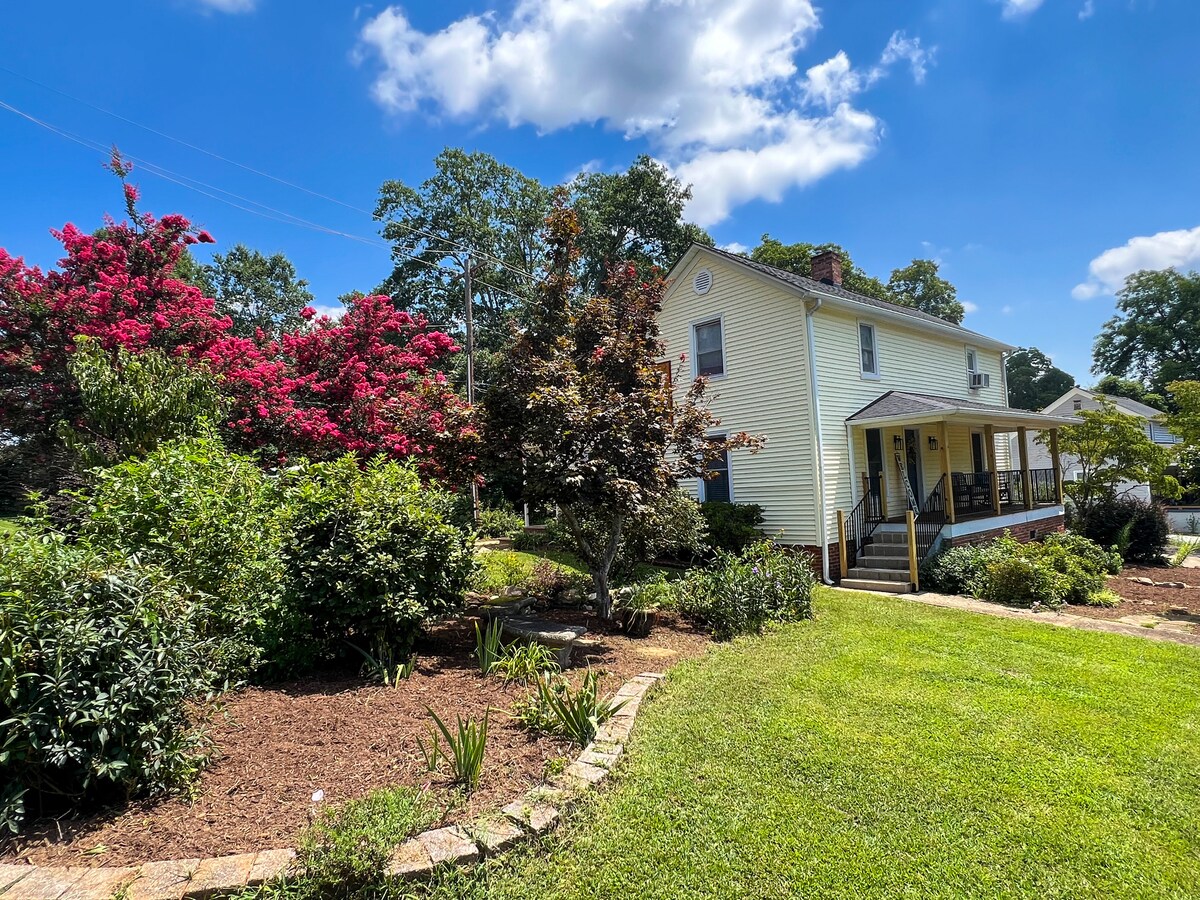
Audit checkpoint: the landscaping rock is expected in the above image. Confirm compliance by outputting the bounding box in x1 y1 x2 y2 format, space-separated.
183 853 256 899
0 867 32 894
126 859 201 900
2 867 85 900
386 840 434 880
578 743 623 769
469 816 527 856
247 850 296 886
501 799 560 834
419 827 481 867
550 760 609 792
61 867 139 900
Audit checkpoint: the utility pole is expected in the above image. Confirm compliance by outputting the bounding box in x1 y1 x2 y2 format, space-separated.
465 254 481 526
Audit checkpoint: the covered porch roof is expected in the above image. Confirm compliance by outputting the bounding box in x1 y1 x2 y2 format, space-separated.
846 391 1077 431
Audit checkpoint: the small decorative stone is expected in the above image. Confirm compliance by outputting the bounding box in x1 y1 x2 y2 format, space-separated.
578 745 622 769
247 849 296 886
61 867 139 900
470 816 527 856
523 784 570 807
386 839 434 880
127 858 201 900
418 827 481 867
551 759 609 793
593 720 631 744
1132 577 1155 585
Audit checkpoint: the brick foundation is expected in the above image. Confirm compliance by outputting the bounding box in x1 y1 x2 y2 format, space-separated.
945 514 1065 548
789 544 842 580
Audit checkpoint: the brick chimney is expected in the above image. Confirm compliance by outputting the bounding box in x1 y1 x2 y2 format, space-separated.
811 250 843 286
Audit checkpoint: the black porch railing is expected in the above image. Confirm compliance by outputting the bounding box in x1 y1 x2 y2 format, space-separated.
1030 468 1057 504
951 471 994 518
915 475 948 563
843 489 884 571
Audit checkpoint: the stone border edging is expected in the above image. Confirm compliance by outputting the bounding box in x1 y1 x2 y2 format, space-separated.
0 673 664 899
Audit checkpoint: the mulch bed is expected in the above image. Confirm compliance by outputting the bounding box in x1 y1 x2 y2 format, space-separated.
1 609 710 868
1066 564 1200 623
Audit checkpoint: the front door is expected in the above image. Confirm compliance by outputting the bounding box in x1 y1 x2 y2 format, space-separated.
865 428 884 510
904 428 923 505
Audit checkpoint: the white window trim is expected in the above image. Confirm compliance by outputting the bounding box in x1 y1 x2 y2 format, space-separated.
699 431 734 503
858 320 881 380
690 314 727 381
965 346 979 373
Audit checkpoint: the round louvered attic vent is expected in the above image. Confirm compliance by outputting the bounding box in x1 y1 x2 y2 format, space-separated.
693 269 714 295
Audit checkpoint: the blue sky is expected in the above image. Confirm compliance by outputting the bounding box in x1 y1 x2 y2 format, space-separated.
1 0 1197 384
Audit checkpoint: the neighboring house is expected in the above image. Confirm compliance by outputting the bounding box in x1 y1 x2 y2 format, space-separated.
1015 387 1181 504
660 245 1075 593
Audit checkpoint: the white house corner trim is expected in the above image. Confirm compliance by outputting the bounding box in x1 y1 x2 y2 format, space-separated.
804 297 832 584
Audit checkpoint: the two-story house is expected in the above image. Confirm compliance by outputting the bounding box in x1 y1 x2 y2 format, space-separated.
660 245 1075 593
1016 386 1181 503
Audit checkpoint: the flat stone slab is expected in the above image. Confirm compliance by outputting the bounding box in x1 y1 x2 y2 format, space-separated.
387 839 434 880
419 827 480 867
62 867 139 899
246 849 296 886
2 867 85 900
469 816 526 856
183 853 256 899
500 616 587 667
127 858 201 900
502 799 561 834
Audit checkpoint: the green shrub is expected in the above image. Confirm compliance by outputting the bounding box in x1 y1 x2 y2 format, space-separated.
920 543 1005 596
472 551 534 595
621 489 709 565
511 528 551 552
72 435 296 682
0 531 211 833
699 502 765 554
981 550 1068 609
300 786 432 891
1034 532 1120 605
490 641 559 683
527 558 589 603
478 505 524 539
284 457 475 667
676 540 816 640
1069 496 1170 564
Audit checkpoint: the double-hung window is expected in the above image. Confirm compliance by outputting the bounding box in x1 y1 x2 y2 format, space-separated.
694 319 725 377
702 436 732 503
859 322 879 377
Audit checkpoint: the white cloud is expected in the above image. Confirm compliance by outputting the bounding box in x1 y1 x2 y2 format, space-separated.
999 0 1046 19
1001 304 1014 315
359 3 932 225
721 242 750 255
1073 225 1200 299
962 301 979 314
197 0 256 11
1079 0 1096 19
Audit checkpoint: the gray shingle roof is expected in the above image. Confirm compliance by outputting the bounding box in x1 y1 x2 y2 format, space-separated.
1077 389 1164 419
703 245 995 340
848 390 1045 422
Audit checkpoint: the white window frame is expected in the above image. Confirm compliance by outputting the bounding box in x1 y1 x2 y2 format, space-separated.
858 321 881 379
691 315 727 380
965 346 979 374
700 432 734 503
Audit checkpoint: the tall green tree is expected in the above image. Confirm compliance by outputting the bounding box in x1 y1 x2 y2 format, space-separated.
374 149 550 353
886 259 965 324
1094 374 1169 412
483 199 757 619
1046 399 1179 516
1093 269 1200 395
198 244 315 339
750 236 889 300
570 155 712 295
1006 347 1074 410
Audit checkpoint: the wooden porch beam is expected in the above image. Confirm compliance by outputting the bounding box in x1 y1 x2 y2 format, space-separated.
1017 426 1033 510
939 420 955 523
984 425 1001 515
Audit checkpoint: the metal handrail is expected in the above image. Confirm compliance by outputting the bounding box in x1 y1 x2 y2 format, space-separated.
915 474 948 563
843 488 884 572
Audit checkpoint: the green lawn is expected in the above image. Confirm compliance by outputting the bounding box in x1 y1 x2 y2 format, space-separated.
425 588 1200 900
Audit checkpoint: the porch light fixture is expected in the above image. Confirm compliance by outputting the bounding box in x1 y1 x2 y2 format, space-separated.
928 436 939 451
893 435 904 450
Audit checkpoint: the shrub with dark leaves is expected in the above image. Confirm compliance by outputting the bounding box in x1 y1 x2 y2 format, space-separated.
700 502 765 554
1068 496 1169 564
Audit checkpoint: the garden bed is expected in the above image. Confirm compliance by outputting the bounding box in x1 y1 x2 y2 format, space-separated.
1 611 709 868
1065 565 1200 632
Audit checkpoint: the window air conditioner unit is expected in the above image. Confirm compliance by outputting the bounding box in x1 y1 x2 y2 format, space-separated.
969 371 990 390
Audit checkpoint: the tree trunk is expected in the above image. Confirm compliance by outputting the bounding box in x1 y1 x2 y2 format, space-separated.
561 505 625 621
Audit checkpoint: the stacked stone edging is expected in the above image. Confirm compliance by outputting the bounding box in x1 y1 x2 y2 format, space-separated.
0 673 664 899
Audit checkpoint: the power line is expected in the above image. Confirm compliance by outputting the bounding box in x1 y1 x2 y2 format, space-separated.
0 64 537 282
0 96 526 304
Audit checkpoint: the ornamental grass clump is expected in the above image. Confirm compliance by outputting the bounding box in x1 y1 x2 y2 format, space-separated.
516 671 627 746
418 708 489 791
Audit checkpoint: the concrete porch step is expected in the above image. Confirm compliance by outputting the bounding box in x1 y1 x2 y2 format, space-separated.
841 578 913 594
855 552 910 569
847 567 911 582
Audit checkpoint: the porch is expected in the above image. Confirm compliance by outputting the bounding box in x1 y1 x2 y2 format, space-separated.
836 391 1076 592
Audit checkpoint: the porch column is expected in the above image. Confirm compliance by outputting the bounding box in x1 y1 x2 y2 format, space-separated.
984 425 1001 515
939 420 955 523
1017 426 1033 510
1049 428 1065 504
